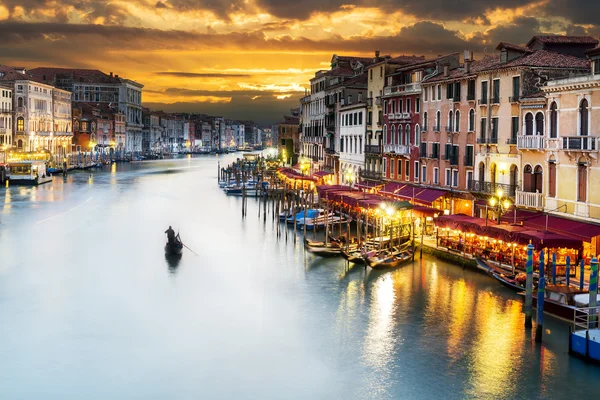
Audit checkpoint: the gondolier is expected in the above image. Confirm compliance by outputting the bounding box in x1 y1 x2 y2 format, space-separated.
165 226 176 244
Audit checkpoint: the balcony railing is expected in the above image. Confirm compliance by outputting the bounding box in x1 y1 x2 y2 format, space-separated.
515 190 544 210
478 99 488 105
0 107 12 113
491 97 500 104
562 136 598 151
383 82 421 96
517 135 545 150
463 155 473 167
468 180 517 197
312 155 320 162
509 95 520 103
389 112 411 121
16 106 26 113
367 98 373 107
476 137 498 144
383 144 410 155
360 169 383 180
365 145 381 155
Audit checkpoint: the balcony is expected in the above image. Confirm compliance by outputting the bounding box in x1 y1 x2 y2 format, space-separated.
468 180 517 197
478 99 488 105
383 82 421 96
365 145 381 155
16 106 26 113
389 112 411 121
367 98 373 107
562 136 598 151
517 135 545 150
476 137 498 144
360 169 383 181
325 148 336 155
300 95 311 104
0 107 11 114
509 95 520 103
463 155 473 167
491 97 500 104
383 144 410 155
515 190 544 210
375 97 382 106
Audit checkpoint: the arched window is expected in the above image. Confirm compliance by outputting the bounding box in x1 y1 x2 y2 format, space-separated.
580 99 589 136
390 125 395 145
550 102 558 138
423 112 428 130
405 124 410 145
534 165 543 193
478 162 485 186
455 110 460 132
468 109 475 131
415 124 421 145
535 112 544 135
436 111 441 131
523 165 533 192
448 110 454 131
398 125 403 145
525 113 533 135
17 139 23 149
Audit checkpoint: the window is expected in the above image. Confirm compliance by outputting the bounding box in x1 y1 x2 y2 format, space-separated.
437 85 441 100
406 99 411 113
398 159 402 177
465 145 474 166
580 99 589 136
390 158 395 176
422 165 427 183
436 111 441 131
445 143 452 160
368 111 372 125
432 142 440 158
446 83 454 99
448 110 454 131
416 97 420 113
548 161 556 198
512 76 520 100
370 69 373 80
492 79 500 103
380 66 383 77
358 112 363 125
467 80 475 100
481 81 488 103
535 112 544 135
405 124 410 145
578 163 587 202
423 112 428 130
414 161 420 181
354 113 358 125
491 118 498 142
415 125 420 145
16 117 24 131
466 171 473 187
431 86 435 101
455 110 460 132
595 61 600 75
433 167 439 184
405 160 410 179
550 102 558 138
468 109 475 131
398 100 403 113
383 125 387 143
452 169 459 187
454 82 461 101
480 118 487 140
383 158 387 175
445 169 451 186
424 88 428 101
511 117 519 143
525 113 533 135
390 125 395 144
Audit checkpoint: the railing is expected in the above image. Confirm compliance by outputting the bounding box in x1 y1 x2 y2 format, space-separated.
463 155 473 167
388 113 395 120
16 106 26 113
562 136 598 151
312 155 320 162
468 179 517 197
506 137 517 145
367 98 373 107
360 169 382 180
515 190 544 210
478 99 488 105
517 135 545 150
383 82 421 96
365 145 381 155
449 156 459 166
300 95 311 104
430 149 440 159
0 107 12 113
509 95 520 103
476 137 498 144
383 144 410 155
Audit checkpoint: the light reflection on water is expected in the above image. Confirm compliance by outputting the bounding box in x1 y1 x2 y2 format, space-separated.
0 154 599 399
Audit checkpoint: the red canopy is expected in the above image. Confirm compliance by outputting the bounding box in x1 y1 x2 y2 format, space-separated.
313 170 333 178
501 209 600 242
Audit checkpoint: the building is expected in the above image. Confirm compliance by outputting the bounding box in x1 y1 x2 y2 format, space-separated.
339 101 367 184
231 123 245 149
28 67 143 154
277 114 300 165
472 36 595 220
0 85 13 149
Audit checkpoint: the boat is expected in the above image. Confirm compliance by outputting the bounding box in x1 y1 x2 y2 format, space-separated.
476 258 528 292
300 214 349 231
296 210 335 229
341 244 368 265
520 285 589 323
224 181 267 197
165 239 183 256
305 242 343 257
286 209 321 225
365 247 414 269
7 161 52 185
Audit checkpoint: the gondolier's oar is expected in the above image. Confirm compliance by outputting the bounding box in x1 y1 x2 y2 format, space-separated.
181 242 199 256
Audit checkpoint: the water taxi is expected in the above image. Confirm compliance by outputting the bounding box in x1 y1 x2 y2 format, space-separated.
8 161 52 185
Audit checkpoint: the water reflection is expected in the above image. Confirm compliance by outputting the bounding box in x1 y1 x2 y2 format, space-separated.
165 253 182 273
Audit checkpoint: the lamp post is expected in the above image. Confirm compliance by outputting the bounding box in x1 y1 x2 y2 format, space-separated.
488 188 512 225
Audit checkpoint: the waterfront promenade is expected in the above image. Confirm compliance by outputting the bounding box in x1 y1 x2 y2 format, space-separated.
1 154 599 399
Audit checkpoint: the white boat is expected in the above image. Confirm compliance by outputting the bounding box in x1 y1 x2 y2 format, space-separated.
7 161 52 185
297 210 332 228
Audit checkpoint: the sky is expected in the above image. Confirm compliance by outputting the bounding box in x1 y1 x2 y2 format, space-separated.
0 1 597 126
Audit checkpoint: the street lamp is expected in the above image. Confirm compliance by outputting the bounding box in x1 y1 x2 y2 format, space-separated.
488 188 512 225
345 169 354 190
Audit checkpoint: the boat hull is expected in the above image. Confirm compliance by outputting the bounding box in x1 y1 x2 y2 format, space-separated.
165 242 183 256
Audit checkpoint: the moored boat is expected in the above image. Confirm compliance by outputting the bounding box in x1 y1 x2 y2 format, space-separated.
476 258 528 292
7 161 52 185
364 243 413 269
520 285 589 323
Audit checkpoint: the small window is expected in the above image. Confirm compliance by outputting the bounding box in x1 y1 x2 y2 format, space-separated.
452 170 459 187
445 169 451 186
434 167 439 184
405 160 410 179
421 165 427 183
416 97 420 113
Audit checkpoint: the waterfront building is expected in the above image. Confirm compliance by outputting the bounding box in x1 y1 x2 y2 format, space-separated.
231 123 245 149
0 85 13 150
471 36 595 221
339 101 367 184
142 109 164 152
73 103 115 158
184 120 195 150
29 68 143 154
382 55 457 189
277 114 300 165
114 110 126 155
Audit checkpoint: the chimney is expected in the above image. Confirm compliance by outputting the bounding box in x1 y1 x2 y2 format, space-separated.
110 72 113 77
443 65 449 77
464 50 473 73
115 74 119 78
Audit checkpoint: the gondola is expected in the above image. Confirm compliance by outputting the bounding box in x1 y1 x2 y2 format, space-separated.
304 237 343 257
476 257 528 292
165 239 184 256
367 248 414 269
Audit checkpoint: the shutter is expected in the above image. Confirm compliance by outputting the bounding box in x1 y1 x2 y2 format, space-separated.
548 163 556 198
578 165 587 202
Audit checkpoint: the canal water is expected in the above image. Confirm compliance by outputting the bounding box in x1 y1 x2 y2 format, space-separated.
1 154 599 399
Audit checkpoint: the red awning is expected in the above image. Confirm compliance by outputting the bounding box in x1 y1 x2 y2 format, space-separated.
501 209 600 242
380 182 405 195
355 181 383 190
394 185 421 200
313 170 333 178
413 205 441 216
516 230 582 250
414 188 446 205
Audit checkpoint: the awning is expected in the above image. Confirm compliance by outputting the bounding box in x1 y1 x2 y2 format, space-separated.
501 209 600 242
355 181 383 190
414 188 446 206
380 182 405 196
313 170 333 178
516 230 582 250
394 185 421 200
413 205 441 216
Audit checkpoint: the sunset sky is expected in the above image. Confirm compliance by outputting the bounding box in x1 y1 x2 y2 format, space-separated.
0 0 597 125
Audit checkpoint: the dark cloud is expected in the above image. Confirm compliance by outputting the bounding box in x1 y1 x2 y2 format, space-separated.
155 1 169 8
1 0 132 24
480 17 544 47
155 72 252 78
159 88 303 97
542 0 600 26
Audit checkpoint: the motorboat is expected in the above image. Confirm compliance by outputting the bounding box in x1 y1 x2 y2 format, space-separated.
7 161 52 185
286 209 321 225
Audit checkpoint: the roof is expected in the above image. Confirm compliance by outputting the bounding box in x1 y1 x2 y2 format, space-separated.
395 53 460 73
0 65 46 84
423 55 500 83
527 35 598 46
28 67 122 85
333 55 374 64
496 42 532 53
388 55 426 65
479 50 589 72
586 46 600 57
